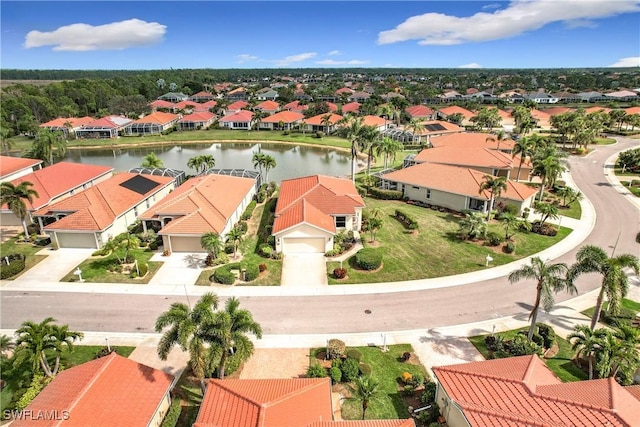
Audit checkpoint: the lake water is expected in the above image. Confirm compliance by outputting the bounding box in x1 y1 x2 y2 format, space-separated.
62 142 352 183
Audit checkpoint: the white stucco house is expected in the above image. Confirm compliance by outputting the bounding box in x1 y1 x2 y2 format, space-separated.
0 156 42 182
273 175 365 254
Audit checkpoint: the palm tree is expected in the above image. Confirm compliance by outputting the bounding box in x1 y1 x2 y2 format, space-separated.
155 293 219 381
568 324 600 379
407 118 425 145
0 126 12 156
141 152 164 168
347 375 381 420
501 212 529 240
201 232 222 260
478 175 508 221
533 202 559 227
569 245 640 329
0 334 14 360
531 145 568 202
512 136 535 182
226 228 243 258
187 156 204 175
375 136 402 169
508 257 574 340
340 115 364 182
458 211 488 241
363 217 383 242
204 297 262 379
358 125 379 175
1 181 39 237
200 155 216 172
31 128 67 165
262 155 276 182
321 113 333 135
252 151 266 181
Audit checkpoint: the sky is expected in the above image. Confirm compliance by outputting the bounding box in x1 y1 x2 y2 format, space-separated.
1 0 639 70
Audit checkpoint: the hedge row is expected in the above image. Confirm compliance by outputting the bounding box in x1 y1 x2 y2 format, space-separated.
241 200 258 220
366 187 404 200
394 209 419 230
355 248 383 270
0 254 26 279
212 261 260 284
160 399 182 427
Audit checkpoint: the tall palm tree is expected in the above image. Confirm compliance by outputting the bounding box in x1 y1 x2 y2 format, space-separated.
0 126 12 156
155 293 219 381
204 297 262 379
478 175 508 221
262 155 276 182
508 257 574 340
407 118 425 145
533 202 559 227
321 113 333 135
31 128 67 165
347 375 382 420
340 115 364 182
141 152 164 168
226 228 243 258
187 155 204 175
531 145 568 201
512 136 535 182
200 155 216 172
568 324 600 379
1 181 39 237
375 136 402 169
358 125 379 175
569 245 640 329
501 212 529 240
200 232 222 260
252 151 266 182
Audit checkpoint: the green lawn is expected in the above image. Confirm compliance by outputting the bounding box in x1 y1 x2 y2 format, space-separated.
60 248 161 284
581 298 640 327
313 344 428 420
328 198 572 284
468 328 587 382
0 237 48 279
558 200 582 220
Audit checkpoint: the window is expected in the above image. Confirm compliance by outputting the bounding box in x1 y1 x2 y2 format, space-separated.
426 189 431 199
335 216 346 228
412 186 420 190
134 206 139 216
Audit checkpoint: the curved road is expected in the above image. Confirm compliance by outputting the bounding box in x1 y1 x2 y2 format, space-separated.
1 138 639 335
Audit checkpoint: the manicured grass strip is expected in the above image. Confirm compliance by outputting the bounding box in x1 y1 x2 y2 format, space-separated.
558 200 581 220
60 248 161 284
581 298 640 326
0 237 48 280
468 328 587 382
62 345 135 367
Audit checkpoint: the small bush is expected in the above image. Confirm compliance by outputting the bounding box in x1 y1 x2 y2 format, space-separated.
333 267 347 279
508 334 541 356
325 249 337 257
160 399 182 427
149 241 159 251
243 262 260 281
367 187 403 200
358 362 372 376
0 254 26 279
330 366 342 384
531 221 558 236
401 351 412 362
256 191 266 203
420 381 437 404
16 374 52 411
315 131 324 138
213 265 237 285
401 371 413 384
258 263 267 272
138 262 149 277
412 373 425 388
346 349 363 362
403 384 415 396
486 232 504 246
307 362 327 378
236 221 248 235
224 242 235 254
501 204 519 216
354 248 382 270
341 358 360 382
241 200 257 220
259 244 273 258
394 209 419 230
536 323 556 349
504 241 515 253
326 339 346 359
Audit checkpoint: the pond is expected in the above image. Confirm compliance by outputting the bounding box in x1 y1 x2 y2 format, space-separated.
62 142 353 183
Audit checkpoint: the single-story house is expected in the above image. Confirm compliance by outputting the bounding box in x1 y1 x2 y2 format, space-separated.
361 115 387 131
219 110 254 130
553 91 581 103
259 111 305 130
413 145 530 180
429 132 515 154
282 100 309 113
0 156 42 182
303 113 343 134
255 88 280 101
273 175 365 254
254 100 281 114
399 120 463 145
39 116 94 138
194 100 218 112
195 377 414 427
148 99 176 112
178 111 216 131
433 355 640 427
1 162 113 227
405 105 436 120
189 91 216 102
174 100 200 112
158 92 188 102
138 174 257 252
527 92 559 103
341 102 361 114
325 101 339 112
12 353 173 427
225 100 250 114
75 116 133 139
381 162 537 215
226 87 249 101
348 91 371 103
577 91 607 103
335 87 355 96
437 106 475 126
34 172 175 249
124 112 180 136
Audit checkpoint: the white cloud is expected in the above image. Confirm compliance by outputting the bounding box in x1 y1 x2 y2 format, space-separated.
459 62 483 68
609 56 640 67
237 54 259 63
328 50 341 56
274 52 317 66
24 19 166 51
378 0 640 45
316 59 369 65
482 3 502 10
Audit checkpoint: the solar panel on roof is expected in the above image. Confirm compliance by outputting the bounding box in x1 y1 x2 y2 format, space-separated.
119 175 160 195
425 123 446 132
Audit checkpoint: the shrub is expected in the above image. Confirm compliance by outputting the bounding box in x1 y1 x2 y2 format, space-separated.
412 373 425 388
501 203 519 216
394 209 419 230
258 263 267 272
401 351 412 362
326 339 346 359
0 254 25 279
358 362 372 376
160 399 182 427
315 131 324 138
346 349 363 362
341 358 360 382
306 362 327 378
367 187 403 200
403 384 415 396
531 221 557 236
16 374 52 411
243 262 260 281
486 232 504 246
333 267 347 279
213 265 237 285
236 221 248 235
504 241 515 253
507 334 541 356
241 200 257 220
256 191 266 203
138 262 149 277
420 381 437 404
259 244 273 258
401 372 413 384
330 366 342 384
149 241 159 251
92 247 109 256
325 249 337 257
536 323 556 349
354 248 382 270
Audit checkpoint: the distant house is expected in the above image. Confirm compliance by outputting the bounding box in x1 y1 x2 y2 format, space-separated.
259 111 305 131
577 91 608 103
12 353 173 427
527 92 559 103
189 91 216 103
361 115 387 131
255 88 280 101
194 100 218 112
1 162 113 228
178 111 216 130
254 100 281 114
124 112 180 136
139 174 257 252
75 116 133 139
0 156 42 182
335 87 355 96
148 99 176 112
381 92 405 103
324 101 339 112
433 355 640 427
341 102 361 114
394 120 463 145
34 172 175 248
429 132 515 154
174 100 200 112
606 90 639 102
553 91 581 103
282 100 309 113
273 175 364 254
39 116 94 138
158 92 189 103
219 110 254 130
303 113 343 134
348 91 371 103
405 105 436 120
437 106 475 126
225 100 250 114
381 162 536 215
226 87 249 101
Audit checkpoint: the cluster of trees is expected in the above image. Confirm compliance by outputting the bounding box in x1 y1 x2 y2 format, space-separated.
251 151 276 182
186 154 216 174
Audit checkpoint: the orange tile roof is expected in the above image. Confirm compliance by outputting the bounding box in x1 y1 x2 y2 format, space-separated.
174 100 199 109
309 421 415 427
335 87 355 95
382 162 536 202
438 106 475 119
405 105 435 118
625 106 640 115
543 106 575 116
220 110 254 123
261 111 305 124
529 108 551 121
179 111 216 123
433 355 640 427
0 155 42 178
429 132 515 151
283 100 309 111
304 113 343 126
134 111 179 125
486 106 512 119
6 162 113 210
227 101 249 111
273 198 336 234
415 145 526 170
341 102 360 113
148 99 175 109
584 106 611 114
200 100 218 108
409 120 462 136
40 116 94 128
194 378 332 427
139 174 256 235
191 91 215 98
255 100 280 111
35 173 174 231
362 115 386 127
12 353 173 427
326 102 339 112
274 175 364 234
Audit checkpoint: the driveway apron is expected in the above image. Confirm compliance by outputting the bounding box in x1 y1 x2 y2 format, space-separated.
17 248 94 282
147 252 205 286
281 253 328 287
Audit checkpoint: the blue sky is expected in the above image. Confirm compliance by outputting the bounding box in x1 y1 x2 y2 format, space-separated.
1 1 639 69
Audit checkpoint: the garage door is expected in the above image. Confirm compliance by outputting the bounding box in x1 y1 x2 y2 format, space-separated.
283 237 325 253
169 236 204 252
56 232 97 249
0 212 22 226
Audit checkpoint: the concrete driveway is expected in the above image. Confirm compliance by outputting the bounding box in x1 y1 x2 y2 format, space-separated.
147 252 205 286
17 248 94 282
281 253 327 287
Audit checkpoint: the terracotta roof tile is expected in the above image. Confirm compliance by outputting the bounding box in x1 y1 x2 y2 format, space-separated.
543 107 575 116
148 99 175 109
12 353 173 427
625 106 640 115
261 111 305 124
255 100 280 111
40 116 94 128
438 106 475 119
227 101 249 111
0 155 42 178
584 106 611 114
220 110 254 123
405 105 435 118
174 100 200 109
362 115 386 127
134 111 179 125
341 102 361 113
309 421 415 427
415 146 526 170
304 113 343 126
179 111 216 123
273 199 336 234
430 132 515 151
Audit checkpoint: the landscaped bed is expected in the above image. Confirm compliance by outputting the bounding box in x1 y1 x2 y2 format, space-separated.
60 248 161 284
0 237 49 279
581 298 640 327
327 198 572 284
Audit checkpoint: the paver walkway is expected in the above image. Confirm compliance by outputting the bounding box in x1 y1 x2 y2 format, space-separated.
239 348 309 379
